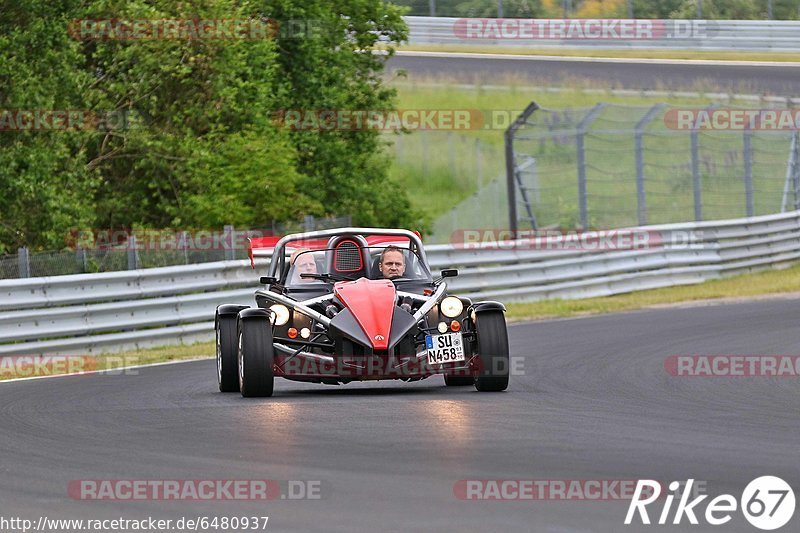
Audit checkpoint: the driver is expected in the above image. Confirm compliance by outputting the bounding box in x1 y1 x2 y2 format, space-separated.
290 249 318 283
379 246 406 280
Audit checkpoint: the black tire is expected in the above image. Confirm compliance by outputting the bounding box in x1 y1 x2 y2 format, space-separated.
444 374 474 387
237 316 274 398
216 312 239 392
474 311 509 392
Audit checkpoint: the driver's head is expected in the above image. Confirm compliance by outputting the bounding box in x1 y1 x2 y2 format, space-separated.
379 246 406 279
290 249 318 282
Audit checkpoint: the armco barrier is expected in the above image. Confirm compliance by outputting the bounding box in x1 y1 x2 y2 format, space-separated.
2 211 800 355
405 17 800 52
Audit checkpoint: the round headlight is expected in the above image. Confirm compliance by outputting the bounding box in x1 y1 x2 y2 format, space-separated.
440 296 464 318
269 304 290 326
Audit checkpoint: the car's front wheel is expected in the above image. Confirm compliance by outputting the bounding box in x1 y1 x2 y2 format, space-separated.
216 311 239 392
473 311 510 392
237 314 274 398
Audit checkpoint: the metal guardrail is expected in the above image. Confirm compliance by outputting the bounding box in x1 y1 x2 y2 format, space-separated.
2 211 800 355
405 17 800 52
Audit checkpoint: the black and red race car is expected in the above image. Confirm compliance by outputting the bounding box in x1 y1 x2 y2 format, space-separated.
215 228 509 397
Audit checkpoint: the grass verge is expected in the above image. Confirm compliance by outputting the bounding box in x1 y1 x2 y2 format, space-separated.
5 263 800 381
505 263 800 320
0 343 212 382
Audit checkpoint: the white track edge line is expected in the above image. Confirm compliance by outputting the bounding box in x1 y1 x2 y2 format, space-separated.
0 356 211 384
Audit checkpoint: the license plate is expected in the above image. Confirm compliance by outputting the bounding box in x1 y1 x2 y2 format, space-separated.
425 332 465 364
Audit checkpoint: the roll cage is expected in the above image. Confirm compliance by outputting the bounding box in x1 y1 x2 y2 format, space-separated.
267 228 430 285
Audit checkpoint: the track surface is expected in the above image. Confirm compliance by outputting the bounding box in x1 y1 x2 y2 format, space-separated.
1 298 798 532
388 53 800 94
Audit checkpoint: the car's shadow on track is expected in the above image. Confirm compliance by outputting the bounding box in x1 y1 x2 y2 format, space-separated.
277 384 455 397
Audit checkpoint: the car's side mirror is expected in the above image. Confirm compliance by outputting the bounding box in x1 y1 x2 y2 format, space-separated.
260 276 277 285
440 269 458 278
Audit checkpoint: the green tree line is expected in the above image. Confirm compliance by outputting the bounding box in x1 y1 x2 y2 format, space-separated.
0 0 415 254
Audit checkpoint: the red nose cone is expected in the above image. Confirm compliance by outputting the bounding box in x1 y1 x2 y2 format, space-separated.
334 278 396 350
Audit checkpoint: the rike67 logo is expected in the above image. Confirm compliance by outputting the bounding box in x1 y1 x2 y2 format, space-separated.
626 477 796 530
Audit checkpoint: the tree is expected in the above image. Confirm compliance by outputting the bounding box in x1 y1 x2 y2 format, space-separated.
0 0 97 253
262 0 418 227
0 0 416 253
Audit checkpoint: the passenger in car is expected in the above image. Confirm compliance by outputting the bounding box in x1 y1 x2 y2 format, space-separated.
290 249 319 283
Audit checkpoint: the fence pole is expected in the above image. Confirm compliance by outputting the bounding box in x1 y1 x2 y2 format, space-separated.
17 247 30 278
180 231 190 264
743 128 754 217
576 103 606 229
793 132 800 211
223 225 235 261
634 104 664 226
780 132 797 212
505 102 540 237
76 246 87 273
127 235 138 270
428 0 435 17
691 129 702 221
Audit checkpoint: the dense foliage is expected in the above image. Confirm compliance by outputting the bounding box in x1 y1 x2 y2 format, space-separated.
0 0 414 253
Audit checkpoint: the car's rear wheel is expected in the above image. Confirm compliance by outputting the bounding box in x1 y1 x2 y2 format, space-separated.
216 312 239 392
238 315 274 397
474 311 509 392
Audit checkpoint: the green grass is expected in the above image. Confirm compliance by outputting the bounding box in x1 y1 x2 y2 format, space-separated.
506 263 800 320
388 131 504 215
0 344 210 381
397 44 800 63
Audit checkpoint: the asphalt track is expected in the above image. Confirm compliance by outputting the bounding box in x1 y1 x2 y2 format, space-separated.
1 298 798 532
388 53 800 95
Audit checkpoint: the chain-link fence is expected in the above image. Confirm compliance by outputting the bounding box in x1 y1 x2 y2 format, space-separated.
0 216 351 279
503 102 800 231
